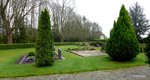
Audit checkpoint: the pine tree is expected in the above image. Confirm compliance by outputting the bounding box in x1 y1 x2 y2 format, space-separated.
35 9 54 67
105 5 140 61
129 2 150 43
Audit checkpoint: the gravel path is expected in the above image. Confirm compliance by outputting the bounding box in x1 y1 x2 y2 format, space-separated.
1 66 150 80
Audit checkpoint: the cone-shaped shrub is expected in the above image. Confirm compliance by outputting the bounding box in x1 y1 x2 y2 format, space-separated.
145 34 150 65
35 9 54 67
105 5 140 61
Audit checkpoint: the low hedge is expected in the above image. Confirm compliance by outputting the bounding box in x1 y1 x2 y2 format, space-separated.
0 43 35 50
0 42 85 50
90 39 107 47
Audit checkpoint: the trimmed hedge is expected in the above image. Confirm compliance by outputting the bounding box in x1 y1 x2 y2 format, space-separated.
0 42 86 50
145 34 150 65
90 39 107 47
0 43 35 50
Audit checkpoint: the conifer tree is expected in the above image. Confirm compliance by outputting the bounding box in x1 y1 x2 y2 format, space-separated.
35 9 54 67
105 5 140 61
129 2 150 43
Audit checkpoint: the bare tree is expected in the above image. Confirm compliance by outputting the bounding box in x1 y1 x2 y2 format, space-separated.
0 0 36 44
47 0 74 42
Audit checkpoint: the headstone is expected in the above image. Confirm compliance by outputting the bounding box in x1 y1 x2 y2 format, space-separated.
53 45 56 51
58 48 62 59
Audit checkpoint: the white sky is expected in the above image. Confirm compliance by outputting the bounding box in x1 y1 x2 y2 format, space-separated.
75 0 150 37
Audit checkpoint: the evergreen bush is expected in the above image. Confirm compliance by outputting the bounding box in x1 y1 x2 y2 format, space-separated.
105 5 140 61
35 9 54 67
145 34 150 65
28 52 35 56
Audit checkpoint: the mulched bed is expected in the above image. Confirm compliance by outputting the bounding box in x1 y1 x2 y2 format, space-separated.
16 54 65 64
16 54 34 64
16 55 26 64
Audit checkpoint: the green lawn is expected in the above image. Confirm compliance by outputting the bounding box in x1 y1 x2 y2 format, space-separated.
0 45 146 78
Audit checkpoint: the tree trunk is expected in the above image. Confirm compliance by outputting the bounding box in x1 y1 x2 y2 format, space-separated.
7 31 13 44
3 19 13 44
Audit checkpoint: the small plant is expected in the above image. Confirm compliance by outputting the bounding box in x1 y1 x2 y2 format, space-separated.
28 52 35 56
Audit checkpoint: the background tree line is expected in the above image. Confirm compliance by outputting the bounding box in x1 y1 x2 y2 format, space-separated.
0 0 105 44
1 0 149 44
0 0 38 44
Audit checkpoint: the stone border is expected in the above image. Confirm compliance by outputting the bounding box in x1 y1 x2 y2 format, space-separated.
71 50 107 57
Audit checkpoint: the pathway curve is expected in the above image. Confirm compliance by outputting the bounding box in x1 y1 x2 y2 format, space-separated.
2 66 150 80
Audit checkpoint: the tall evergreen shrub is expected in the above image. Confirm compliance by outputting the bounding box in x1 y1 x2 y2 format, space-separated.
105 5 140 61
35 9 54 67
145 34 150 65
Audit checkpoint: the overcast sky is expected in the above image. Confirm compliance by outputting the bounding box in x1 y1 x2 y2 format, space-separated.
75 0 150 37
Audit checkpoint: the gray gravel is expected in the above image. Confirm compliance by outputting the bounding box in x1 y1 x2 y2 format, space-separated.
1 66 150 80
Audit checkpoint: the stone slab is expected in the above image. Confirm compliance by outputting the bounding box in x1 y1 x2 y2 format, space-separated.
72 50 107 57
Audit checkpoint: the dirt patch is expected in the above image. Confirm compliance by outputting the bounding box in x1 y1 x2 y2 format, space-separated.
71 50 107 57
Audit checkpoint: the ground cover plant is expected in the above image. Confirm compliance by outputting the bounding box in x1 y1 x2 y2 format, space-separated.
0 45 146 78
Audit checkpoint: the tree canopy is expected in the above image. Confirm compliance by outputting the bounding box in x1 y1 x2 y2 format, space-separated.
129 2 150 42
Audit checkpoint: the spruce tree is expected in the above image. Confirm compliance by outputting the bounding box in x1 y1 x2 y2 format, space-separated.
35 9 54 67
129 2 150 43
105 5 140 61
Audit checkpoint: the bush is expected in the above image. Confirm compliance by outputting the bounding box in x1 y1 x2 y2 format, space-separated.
68 43 96 51
0 42 89 50
54 42 77 46
90 39 107 47
144 34 150 65
28 52 35 56
35 9 54 67
75 42 85 46
105 5 140 61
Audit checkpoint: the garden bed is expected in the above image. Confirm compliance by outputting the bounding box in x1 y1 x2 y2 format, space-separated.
16 53 65 64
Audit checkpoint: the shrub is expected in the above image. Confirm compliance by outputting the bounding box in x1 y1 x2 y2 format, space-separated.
105 5 140 61
144 34 150 65
90 39 107 47
28 52 35 56
35 9 54 67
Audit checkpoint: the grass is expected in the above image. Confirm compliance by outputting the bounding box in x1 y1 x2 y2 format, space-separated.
0 45 146 78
